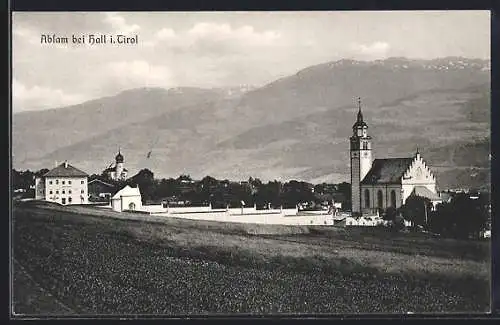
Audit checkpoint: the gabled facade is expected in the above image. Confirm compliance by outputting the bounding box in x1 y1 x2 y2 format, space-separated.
111 185 142 212
360 152 438 214
35 161 89 205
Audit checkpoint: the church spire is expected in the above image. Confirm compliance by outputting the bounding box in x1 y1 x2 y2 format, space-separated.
356 97 363 123
353 97 367 130
115 146 124 163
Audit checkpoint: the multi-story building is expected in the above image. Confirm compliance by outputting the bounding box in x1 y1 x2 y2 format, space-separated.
35 161 89 205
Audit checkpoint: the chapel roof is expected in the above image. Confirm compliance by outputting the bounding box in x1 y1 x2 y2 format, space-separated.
44 162 88 178
361 157 414 185
112 185 141 199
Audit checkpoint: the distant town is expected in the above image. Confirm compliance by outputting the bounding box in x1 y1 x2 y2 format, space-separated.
12 105 491 239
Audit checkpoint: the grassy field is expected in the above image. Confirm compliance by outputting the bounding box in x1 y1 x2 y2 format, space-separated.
12 202 490 316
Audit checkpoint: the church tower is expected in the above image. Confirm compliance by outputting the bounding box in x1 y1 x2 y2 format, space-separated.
115 148 124 180
350 98 373 215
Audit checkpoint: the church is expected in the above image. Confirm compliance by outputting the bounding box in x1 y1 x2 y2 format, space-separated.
104 149 128 181
350 99 441 216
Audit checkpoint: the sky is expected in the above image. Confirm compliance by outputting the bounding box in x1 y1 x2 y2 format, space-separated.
12 11 490 112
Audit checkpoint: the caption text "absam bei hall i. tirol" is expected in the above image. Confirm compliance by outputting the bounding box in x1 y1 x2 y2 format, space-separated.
40 34 138 45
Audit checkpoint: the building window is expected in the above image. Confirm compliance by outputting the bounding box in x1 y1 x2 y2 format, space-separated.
56 180 59 184
364 189 370 208
56 190 59 194
129 202 136 210
69 190 72 194
81 180 84 184
391 190 397 207
62 190 65 194
377 190 383 208
68 180 72 184
81 189 85 194
363 142 368 150
68 197 72 203
49 180 52 185
62 180 65 185
49 190 53 194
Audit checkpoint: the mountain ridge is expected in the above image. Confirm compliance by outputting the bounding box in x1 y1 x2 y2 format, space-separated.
13 57 491 189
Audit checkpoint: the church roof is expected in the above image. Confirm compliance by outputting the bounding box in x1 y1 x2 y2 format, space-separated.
411 186 441 201
361 158 414 185
115 149 124 163
44 162 88 177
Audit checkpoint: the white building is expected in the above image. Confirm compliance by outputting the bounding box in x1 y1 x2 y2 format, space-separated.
111 185 142 212
350 98 440 215
35 161 89 205
104 149 128 181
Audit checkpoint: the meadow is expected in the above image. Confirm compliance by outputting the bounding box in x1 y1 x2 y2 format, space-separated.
12 202 490 316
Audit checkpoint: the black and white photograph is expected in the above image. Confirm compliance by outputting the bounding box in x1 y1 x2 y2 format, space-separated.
10 10 491 316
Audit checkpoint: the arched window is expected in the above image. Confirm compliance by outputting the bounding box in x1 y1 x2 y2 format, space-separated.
377 190 383 208
390 190 397 207
129 202 136 210
364 189 370 208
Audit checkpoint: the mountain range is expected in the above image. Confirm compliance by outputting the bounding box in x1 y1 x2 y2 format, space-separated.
13 57 491 190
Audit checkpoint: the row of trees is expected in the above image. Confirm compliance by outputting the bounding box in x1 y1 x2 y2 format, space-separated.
384 193 490 239
12 167 352 209
98 168 352 210
12 168 50 198
14 167 490 239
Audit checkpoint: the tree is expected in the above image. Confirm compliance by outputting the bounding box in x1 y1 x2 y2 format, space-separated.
448 193 489 239
401 195 432 229
424 192 490 239
35 168 50 177
255 181 282 208
384 206 398 221
281 180 315 208
156 178 180 200
12 169 35 190
428 202 453 235
336 182 351 210
200 176 218 190
128 169 155 203
177 174 192 182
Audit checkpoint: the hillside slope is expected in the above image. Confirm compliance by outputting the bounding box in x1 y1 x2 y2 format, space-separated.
13 57 490 189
